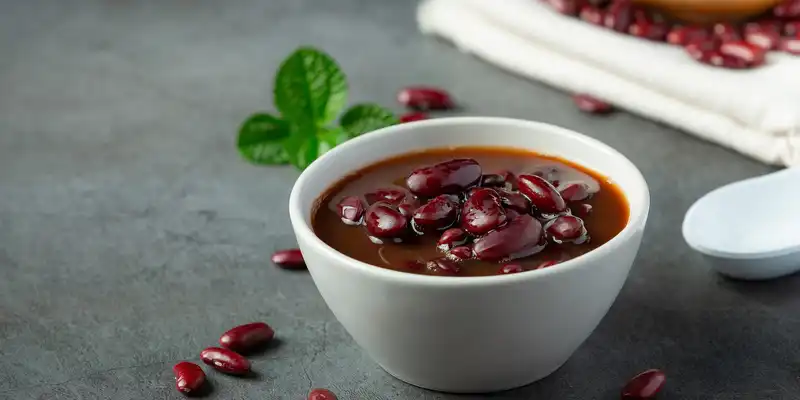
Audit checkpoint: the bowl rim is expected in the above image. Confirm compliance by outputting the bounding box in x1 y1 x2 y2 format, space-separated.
289 116 650 287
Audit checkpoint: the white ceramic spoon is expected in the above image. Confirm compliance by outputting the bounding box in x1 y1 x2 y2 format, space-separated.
682 167 800 280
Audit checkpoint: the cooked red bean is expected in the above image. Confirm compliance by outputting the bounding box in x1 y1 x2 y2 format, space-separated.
628 19 668 41
545 215 587 243
517 174 567 214
449 245 473 261
200 347 250 375
437 228 469 251
473 214 545 262
744 28 780 50
399 112 428 123
544 0 582 15
412 195 459 232
621 369 666 399
744 19 782 36
364 188 407 205
496 189 531 214
498 170 518 190
712 22 741 41
461 188 508 235
365 202 408 238
480 173 506 187
309 388 338 400
535 260 560 269
579 5 605 26
603 0 633 32
785 21 800 36
666 26 709 45
426 258 461 276
719 41 766 66
271 248 305 269
173 361 206 394
397 196 420 217
774 0 800 17
559 182 591 202
499 264 524 274
577 203 593 215
572 94 614 114
780 37 800 54
406 158 482 197
397 86 454 110
336 196 365 225
219 322 275 353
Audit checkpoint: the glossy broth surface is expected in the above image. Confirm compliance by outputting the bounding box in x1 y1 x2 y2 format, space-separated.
312 147 629 277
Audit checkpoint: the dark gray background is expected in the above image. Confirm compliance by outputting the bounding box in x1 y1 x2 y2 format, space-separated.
1 0 797 399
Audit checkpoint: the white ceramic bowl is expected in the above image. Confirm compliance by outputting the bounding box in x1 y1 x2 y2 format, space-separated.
289 117 650 393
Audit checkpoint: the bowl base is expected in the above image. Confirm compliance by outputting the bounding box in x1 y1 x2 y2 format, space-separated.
378 359 566 394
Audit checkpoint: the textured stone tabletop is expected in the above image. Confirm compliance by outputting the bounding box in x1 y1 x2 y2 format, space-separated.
1 0 798 399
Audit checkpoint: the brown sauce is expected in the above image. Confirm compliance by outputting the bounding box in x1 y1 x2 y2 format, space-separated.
311 147 630 277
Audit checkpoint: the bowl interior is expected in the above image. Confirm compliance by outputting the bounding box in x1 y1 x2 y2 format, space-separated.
290 117 649 277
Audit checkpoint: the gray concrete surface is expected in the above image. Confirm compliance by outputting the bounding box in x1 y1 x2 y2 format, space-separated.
1 0 797 399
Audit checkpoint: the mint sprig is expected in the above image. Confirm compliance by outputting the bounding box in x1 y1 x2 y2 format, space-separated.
237 47 398 170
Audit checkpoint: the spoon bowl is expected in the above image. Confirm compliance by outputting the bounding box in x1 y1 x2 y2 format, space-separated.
682 167 800 280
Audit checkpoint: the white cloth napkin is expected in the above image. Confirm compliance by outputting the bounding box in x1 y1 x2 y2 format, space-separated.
417 0 800 166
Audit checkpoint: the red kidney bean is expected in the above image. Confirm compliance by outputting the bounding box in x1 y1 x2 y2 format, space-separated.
572 94 614 114
397 196 420 217
437 228 469 250
780 37 800 54
518 174 567 214
412 195 459 232
173 361 206 394
559 182 591 202
712 22 741 41
684 36 720 60
461 188 508 235
719 41 766 66
200 347 250 375
577 203 593 215
579 5 605 26
406 159 482 197
480 174 506 187
621 369 666 399
365 188 407 205
336 196 365 225
219 322 275 353
744 29 780 50
499 264 524 274
496 189 531 214
628 18 668 41
271 248 305 269
545 215 587 243
744 19 782 36
498 170 518 190
505 209 521 220
535 260 560 269
365 202 408 238
666 26 709 45
604 0 633 33
309 388 338 400
473 214 545 262
448 245 474 261
774 0 800 17
426 258 461 276
784 21 800 36
397 86 454 110
544 0 583 15
399 112 428 123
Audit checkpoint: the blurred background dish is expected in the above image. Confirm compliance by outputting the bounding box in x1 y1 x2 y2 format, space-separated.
635 0 783 23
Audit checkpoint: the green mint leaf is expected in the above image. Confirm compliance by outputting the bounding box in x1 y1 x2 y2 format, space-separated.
236 113 290 164
340 103 398 138
274 47 348 126
283 127 320 170
317 127 349 156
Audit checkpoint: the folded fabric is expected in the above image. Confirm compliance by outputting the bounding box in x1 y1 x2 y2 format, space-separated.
417 0 800 166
